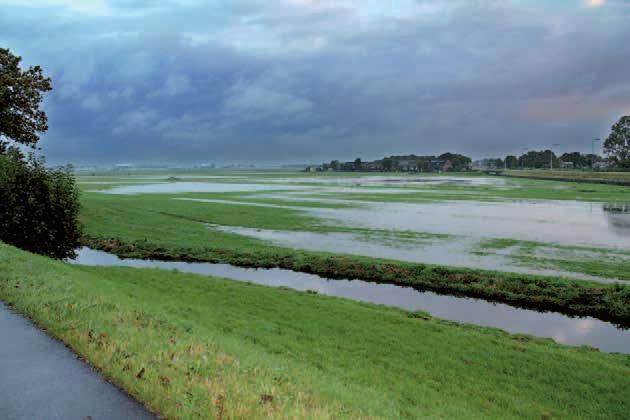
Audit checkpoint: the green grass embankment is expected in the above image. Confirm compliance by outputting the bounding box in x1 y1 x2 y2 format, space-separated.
2 242 630 418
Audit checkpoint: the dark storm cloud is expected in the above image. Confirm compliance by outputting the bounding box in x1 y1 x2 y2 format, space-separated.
2 0 630 164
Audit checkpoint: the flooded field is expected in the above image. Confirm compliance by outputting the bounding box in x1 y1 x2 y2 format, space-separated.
70 248 630 353
208 224 619 283
102 181 297 194
83 172 630 282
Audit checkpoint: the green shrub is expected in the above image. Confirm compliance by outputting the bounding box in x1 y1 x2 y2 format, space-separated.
0 150 81 259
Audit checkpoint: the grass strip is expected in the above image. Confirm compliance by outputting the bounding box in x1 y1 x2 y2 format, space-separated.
2 242 630 418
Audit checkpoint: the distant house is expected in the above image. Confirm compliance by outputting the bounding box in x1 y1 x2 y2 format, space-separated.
339 161 352 171
429 159 452 172
113 163 135 171
559 161 574 169
304 166 323 172
397 159 418 171
364 161 383 171
324 153 471 172
593 161 612 170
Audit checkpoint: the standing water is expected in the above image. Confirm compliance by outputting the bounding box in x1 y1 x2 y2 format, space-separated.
69 248 630 353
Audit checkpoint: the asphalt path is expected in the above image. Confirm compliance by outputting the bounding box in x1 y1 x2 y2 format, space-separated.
0 303 154 420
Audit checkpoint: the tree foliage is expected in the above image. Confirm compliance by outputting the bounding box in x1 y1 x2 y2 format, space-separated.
518 150 558 169
559 152 601 168
0 150 82 259
604 116 630 165
0 49 81 259
438 153 471 170
0 48 52 148
505 155 518 169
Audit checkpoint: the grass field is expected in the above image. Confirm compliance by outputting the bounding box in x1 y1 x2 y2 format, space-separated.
77 171 630 322
2 242 630 419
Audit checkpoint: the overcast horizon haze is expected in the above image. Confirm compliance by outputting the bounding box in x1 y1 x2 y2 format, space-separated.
3 0 630 166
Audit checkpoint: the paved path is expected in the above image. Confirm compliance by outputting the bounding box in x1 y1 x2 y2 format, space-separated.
0 303 154 420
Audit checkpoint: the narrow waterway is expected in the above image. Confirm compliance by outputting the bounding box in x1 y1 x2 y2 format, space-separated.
70 247 630 353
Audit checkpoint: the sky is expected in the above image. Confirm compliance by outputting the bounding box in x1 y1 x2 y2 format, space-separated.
2 0 630 165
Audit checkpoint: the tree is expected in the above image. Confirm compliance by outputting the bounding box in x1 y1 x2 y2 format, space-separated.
560 152 582 167
353 157 362 170
559 152 602 169
505 155 518 169
518 150 558 169
0 151 81 259
584 153 602 168
0 48 52 149
438 153 472 171
604 116 630 165
0 49 81 259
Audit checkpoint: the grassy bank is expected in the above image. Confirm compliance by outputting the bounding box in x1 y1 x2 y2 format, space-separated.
2 242 630 418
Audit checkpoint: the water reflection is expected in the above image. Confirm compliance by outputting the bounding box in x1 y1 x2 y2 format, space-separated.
69 248 630 353
603 203 630 236
101 182 305 194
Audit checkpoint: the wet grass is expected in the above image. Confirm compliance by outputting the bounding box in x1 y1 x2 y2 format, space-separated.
2 242 630 418
311 178 630 203
505 170 630 186
478 238 630 281
79 170 630 202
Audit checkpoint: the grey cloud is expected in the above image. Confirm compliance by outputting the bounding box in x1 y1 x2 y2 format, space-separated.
2 0 629 164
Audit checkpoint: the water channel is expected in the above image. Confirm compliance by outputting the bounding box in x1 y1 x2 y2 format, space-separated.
70 247 630 353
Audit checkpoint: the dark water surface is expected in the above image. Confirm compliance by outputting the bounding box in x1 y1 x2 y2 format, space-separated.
70 248 630 353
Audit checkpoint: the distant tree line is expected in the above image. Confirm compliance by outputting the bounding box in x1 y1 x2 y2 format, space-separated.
498 115 630 170
316 115 630 173
482 151 603 170
322 153 472 172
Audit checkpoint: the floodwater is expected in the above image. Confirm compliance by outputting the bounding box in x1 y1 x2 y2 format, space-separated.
97 177 630 281
70 248 630 353
101 179 630 248
265 175 508 187
101 182 302 194
209 225 622 284
301 200 630 248
604 203 630 236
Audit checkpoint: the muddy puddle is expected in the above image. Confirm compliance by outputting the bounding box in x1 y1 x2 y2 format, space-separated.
70 247 630 353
